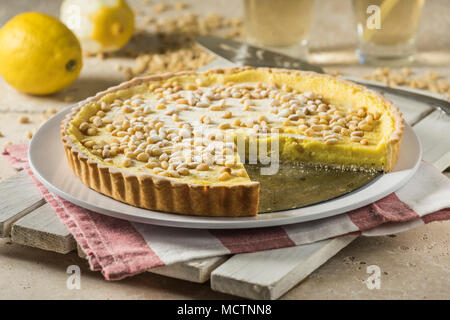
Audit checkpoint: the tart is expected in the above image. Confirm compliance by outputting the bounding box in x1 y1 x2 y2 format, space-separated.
61 67 404 217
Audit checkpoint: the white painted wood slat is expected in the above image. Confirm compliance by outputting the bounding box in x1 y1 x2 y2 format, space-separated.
11 203 76 254
433 151 450 172
211 236 357 300
149 256 229 283
0 170 45 237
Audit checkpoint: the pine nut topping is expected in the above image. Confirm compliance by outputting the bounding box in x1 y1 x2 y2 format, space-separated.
136 152 149 162
122 159 132 167
196 163 209 171
219 172 231 181
220 167 232 174
219 123 231 130
87 128 97 136
177 168 190 176
235 169 247 177
72 79 384 182
351 131 364 137
146 160 160 169
359 123 372 131
79 122 90 132
19 116 30 124
222 111 232 119
325 138 338 145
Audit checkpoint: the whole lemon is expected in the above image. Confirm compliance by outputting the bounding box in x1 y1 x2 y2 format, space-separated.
0 12 83 95
60 0 135 54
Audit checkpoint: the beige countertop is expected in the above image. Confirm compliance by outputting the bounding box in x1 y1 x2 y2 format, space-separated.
0 0 449 300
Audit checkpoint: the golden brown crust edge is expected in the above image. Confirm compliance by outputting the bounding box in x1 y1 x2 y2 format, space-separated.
63 142 260 216
61 67 404 217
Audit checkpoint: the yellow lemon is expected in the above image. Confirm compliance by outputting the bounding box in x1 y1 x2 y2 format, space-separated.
60 0 135 54
0 12 82 95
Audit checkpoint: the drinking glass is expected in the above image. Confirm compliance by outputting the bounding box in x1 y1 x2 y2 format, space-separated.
353 0 426 65
243 0 315 58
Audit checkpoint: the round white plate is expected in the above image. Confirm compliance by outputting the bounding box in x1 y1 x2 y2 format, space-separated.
29 107 421 229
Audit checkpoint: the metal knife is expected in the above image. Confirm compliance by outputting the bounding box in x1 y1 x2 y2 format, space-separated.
196 35 450 116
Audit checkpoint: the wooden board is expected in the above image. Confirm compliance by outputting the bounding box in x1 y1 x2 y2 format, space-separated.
433 151 450 172
211 236 357 300
11 203 76 254
149 256 229 283
0 170 45 237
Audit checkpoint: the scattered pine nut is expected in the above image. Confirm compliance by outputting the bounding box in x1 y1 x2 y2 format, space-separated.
18 116 29 124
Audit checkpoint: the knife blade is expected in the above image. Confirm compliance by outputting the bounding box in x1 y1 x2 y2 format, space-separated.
196 35 450 116
197 34 325 73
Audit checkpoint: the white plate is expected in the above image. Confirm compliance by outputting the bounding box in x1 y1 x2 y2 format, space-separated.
29 107 421 229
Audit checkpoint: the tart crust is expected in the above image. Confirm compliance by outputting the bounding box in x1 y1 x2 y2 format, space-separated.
61 67 404 217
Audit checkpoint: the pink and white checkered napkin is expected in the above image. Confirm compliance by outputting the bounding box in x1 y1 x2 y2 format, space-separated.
3 144 450 280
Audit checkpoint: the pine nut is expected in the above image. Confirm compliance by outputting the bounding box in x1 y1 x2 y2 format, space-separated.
196 163 209 171
122 159 132 167
153 168 164 174
325 138 338 145
87 128 97 136
19 116 30 124
235 169 247 177
219 123 231 130
161 161 169 170
311 125 324 132
305 128 314 136
219 172 231 181
222 111 232 119
358 123 372 131
136 152 149 162
220 167 232 174
84 140 95 148
79 122 90 132
351 131 364 137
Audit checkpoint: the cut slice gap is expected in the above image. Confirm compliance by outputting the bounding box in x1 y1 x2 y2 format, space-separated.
244 163 381 213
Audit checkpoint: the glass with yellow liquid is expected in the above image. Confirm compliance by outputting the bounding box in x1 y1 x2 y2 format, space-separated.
353 0 425 65
244 0 315 58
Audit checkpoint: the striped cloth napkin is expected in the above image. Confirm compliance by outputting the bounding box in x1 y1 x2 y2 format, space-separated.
3 144 450 280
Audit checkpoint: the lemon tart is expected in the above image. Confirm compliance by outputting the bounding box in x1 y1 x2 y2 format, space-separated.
61 67 404 217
